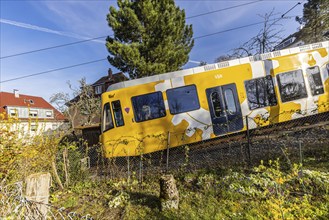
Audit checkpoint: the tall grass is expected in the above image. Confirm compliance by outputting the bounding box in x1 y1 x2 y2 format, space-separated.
0 112 85 187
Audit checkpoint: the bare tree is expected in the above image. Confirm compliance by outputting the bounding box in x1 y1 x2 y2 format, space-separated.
214 55 232 63
215 9 284 62
50 78 101 130
239 9 284 55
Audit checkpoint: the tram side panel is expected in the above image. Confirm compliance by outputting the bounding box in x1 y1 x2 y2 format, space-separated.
183 63 253 135
269 47 329 123
101 82 175 157
101 46 329 158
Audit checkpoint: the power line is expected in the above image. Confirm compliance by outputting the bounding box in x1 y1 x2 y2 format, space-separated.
0 0 293 1
187 0 263 19
281 1 302 18
0 58 107 84
0 16 295 84
193 16 292 39
269 2 303 26
1 0 302 84
178 0 302 1
0 36 108 59
176 0 298 2
0 0 306 1
0 12 298 84
1 0 265 59
193 2 301 40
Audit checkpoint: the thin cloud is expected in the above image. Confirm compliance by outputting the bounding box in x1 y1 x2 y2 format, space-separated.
38 1 109 37
0 18 105 44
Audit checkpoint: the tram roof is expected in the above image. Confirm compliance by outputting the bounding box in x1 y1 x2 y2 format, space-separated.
107 41 329 92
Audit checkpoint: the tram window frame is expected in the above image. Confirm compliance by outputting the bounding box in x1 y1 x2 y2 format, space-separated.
131 91 166 122
244 75 277 110
102 102 114 132
166 84 200 115
277 69 308 103
306 66 324 96
112 100 125 127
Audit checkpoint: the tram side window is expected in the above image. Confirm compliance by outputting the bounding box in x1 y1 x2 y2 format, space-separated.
166 85 200 114
102 103 114 132
224 89 237 114
306 66 324 96
244 76 277 110
131 91 166 122
277 69 308 102
112 100 124 127
210 91 223 117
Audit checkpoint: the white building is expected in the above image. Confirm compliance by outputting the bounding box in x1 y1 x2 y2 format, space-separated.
0 90 66 137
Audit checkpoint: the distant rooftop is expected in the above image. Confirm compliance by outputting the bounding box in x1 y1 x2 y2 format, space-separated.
0 91 66 120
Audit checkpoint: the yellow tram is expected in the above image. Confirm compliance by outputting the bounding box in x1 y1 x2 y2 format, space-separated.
100 41 329 158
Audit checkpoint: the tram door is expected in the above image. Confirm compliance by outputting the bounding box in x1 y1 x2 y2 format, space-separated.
206 83 243 136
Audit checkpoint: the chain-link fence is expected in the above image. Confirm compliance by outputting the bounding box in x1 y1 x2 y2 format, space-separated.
46 107 329 184
1 109 328 219
85 110 329 181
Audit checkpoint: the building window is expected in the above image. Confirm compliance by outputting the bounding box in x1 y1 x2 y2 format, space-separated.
277 69 308 102
95 85 102 95
112 100 124 127
29 110 38 117
306 66 324 96
244 76 277 110
9 109 18 117
31 124 37 131
131 92 166 122
166 85 200 114
46 110 53 118
52 124 58 130
102 103 114 132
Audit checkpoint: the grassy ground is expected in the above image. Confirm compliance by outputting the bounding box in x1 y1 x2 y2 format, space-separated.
49 144 329 219
2 114 328 219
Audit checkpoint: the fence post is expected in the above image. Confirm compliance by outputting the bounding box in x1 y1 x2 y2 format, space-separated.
299 140 303 165
246 116 252 165
25 172 51 218
127 154 130 185
139 154 143 185
299 140 303 176
166 131 171 173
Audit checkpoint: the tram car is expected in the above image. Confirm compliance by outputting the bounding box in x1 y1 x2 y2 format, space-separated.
100 41 329 158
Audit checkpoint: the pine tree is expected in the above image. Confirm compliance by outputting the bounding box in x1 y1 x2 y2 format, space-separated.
106 0 194 79
296 0 329 43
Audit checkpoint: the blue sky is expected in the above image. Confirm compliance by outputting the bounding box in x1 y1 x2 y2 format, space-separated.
0 0 304 102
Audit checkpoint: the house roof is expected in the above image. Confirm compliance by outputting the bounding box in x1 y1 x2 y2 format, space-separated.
92 76 109 86
69 72 129 104
91 72 128 86
0 91 66 121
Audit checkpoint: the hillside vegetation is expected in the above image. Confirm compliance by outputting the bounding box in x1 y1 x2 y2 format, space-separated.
49 157 329 219
1 113 329 219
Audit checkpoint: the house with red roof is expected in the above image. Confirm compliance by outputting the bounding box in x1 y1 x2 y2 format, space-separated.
0 90 67 136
